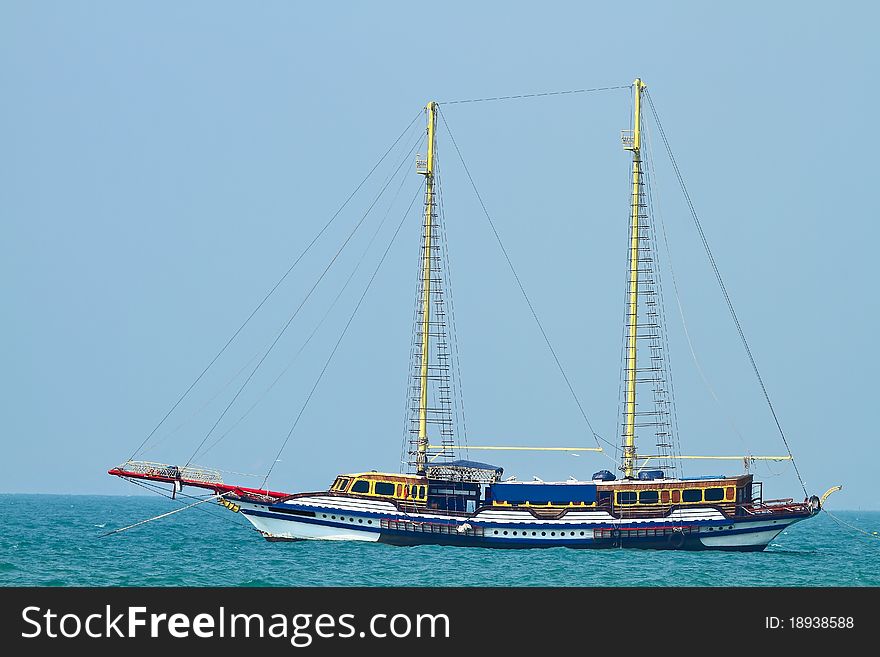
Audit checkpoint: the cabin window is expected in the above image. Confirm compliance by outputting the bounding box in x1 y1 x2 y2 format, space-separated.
335 477 350 491
420 485 427 499
351 480 370 494
671 490 681 503
682 489 702 503
660 490 670 504
704 487 724 502
725 487 735 501
616 491 637 505
374 482 395 497
639 490 659 504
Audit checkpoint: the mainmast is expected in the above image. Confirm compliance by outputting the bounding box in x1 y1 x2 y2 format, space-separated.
415 101 437 475
622 79 646 479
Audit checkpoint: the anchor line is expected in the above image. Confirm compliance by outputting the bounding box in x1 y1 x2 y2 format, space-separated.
100 490 231 538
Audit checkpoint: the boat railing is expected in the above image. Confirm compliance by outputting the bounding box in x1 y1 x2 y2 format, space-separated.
762 497 795 505
115 460 225 485
740 497 808 516
750 481 763 505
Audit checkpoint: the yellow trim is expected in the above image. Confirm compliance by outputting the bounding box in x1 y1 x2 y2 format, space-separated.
219 499 240 513
492 500 598 508
615 490 634 505
347 477 427 502
820 485 842 505
415 101 437 475
679 488 705 504
622 78 646 479
331 476 351 492
341 471 425 480
614 485 734 506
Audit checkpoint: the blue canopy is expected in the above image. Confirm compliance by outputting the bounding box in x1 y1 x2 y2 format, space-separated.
489 482 597 504
445 459 502 472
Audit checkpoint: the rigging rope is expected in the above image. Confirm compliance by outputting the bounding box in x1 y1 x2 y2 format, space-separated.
439 85 630 105
128 110 423 463
437 107 616 457
199 155 416 458
185 133 422 467
644 90 809 497
636 120 684 475
823 508 880 541
646 123 750 454
119 476 250 530
140 350 261 456
261 182 423 489
434 154 470 457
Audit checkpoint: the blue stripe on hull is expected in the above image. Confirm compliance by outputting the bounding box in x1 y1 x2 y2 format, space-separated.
376 531 766 551
243 506 805 551
242 508 383 534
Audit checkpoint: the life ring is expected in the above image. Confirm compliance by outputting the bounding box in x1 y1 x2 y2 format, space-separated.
610 528 622 547
667 529 685 549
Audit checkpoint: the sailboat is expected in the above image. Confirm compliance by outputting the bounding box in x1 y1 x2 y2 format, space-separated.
110 79 835 550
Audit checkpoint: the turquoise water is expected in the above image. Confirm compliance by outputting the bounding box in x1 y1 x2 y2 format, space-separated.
1 494 877 586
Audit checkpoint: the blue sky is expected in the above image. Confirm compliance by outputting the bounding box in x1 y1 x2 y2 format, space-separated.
1 1 876 510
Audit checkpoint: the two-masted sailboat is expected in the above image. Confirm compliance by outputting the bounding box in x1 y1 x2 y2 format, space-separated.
110 79 832 550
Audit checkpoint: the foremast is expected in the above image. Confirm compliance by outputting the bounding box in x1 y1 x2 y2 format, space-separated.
622 79 646 479
415 101 437 475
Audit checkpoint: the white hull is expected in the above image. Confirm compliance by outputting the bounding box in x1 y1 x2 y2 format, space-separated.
244 513 380 542
697 518 794 548
235 496 810 550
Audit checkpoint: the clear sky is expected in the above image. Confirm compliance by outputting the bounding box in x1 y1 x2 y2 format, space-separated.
2 1 876 510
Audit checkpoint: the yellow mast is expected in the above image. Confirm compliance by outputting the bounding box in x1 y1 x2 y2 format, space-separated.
415 101 437 475
622 79 646 479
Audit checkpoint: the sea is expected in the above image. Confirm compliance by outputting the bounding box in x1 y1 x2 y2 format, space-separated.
1 494 877 587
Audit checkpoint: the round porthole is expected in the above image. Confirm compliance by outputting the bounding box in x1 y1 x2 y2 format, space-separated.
551 532 556 536
541 531 546 536
503 530 508 535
